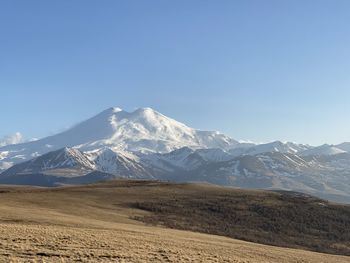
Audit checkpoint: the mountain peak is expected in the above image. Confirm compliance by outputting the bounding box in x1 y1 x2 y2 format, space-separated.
112 107 123 113
134 107 155 112
131 107 162 118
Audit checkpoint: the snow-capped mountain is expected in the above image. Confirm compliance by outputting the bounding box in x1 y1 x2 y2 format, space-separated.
2 106 350 203
1 147 95 177
2 144 350 203
0 147 153 182
171 151 350 203
0 107 238 171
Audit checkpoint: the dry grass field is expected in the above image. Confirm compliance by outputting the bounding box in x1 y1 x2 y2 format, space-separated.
0 180 349 262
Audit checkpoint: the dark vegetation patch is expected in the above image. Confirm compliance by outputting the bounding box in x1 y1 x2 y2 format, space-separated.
130 189 350 256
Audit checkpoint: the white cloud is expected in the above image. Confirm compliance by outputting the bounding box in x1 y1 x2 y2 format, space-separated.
0 132 24 147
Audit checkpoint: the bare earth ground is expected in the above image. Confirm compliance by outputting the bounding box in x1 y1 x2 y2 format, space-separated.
0 180 349 262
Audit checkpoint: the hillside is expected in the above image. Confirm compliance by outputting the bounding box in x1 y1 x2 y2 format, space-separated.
0 180 349 262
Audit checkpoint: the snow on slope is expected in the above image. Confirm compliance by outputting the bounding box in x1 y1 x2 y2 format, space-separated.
0 107 238 171
104 107 237 153
85 147 150 177
1 147 95 176
229 141 311 156
140 147 206 172
195 148 233 162
1 146 153 179
336 142 350 152
300 144 346 156
140 146 234 172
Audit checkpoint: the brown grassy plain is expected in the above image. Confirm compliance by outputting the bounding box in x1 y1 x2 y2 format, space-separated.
0 180 349 262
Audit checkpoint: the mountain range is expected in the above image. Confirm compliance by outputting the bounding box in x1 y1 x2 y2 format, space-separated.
1 107 350 203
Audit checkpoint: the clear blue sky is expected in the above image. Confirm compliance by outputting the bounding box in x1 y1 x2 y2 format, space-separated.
1 0 350 145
